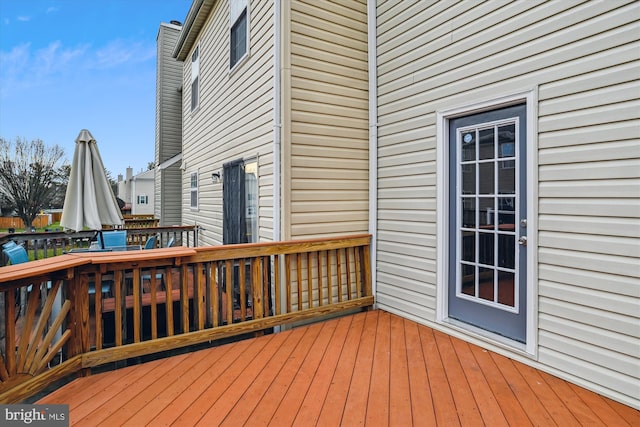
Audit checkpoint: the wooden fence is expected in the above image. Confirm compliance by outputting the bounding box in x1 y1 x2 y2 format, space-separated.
0 215 51 230
0 234 373 403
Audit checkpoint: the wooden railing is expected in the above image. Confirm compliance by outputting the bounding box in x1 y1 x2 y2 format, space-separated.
0 226 198 265
122 215 160 229
0 234 373 402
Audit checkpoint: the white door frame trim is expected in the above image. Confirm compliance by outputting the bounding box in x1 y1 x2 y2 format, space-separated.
436 90 539 356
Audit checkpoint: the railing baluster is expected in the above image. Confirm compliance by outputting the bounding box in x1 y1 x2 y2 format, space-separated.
197 262 206 330
150 267 158 340
317 251 323 307
252 257 262 319
285 254 292 313
204 262 212 327
307 252 313 309
212 261 219 327
114 270 123 347
346 247 352 301
181 265 190 333
274 255 280 315
296 254 303 311
326 250 332 306
262 256 270 317
5 288 16 375
95 271 103 350
133 268 141 343
17 285 41 370
225 260 233 325
337 249 343 303
239 258 246 321
353 247 362 298
165 268 174 336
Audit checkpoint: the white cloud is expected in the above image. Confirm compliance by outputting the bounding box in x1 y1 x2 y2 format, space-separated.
17 16 30 22
0 41 89 96
93 39 155 69
1 36 156 99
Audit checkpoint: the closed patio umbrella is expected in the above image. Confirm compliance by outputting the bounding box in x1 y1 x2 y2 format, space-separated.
60 129 123 231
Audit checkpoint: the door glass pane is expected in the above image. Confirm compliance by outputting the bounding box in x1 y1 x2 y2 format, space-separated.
245 161 258 243
478 267 494 301
478 232 494 265
462 131 475 161
462 164 475 194
462 231 475 262
478 162 494 194
498 124 515 158
478 197 495 228
498 234 515 269
498 270 515 307
461 263 475 296
478 128 494 160
462 197 476 228
498 163 515 194
498 197 515 229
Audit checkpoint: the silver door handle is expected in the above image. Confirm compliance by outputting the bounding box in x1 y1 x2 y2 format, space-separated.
518 236 527 246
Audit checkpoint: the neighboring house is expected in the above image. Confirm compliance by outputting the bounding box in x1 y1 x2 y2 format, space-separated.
155 20 184 226
117 167 155 215
158 0 639 409
169 0 369 244
116 168 132 213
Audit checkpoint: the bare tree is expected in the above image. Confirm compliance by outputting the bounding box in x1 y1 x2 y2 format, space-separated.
0 137 66 228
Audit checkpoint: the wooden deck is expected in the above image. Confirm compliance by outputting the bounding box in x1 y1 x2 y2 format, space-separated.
37 310 638 426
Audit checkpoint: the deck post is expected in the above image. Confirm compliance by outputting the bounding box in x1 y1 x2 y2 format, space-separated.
67 271 91 376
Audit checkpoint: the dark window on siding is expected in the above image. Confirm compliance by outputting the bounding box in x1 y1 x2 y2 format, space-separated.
230 8 247 69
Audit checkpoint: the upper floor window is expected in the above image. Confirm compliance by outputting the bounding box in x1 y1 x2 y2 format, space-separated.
191 45 199 111
137 195 148 205
230 0 248 69
190 172 198 209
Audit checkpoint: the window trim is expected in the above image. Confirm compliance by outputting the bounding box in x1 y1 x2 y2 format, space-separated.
244 157 258 243
229 0 249 71
191 44 200 112
137 194 148 205
190 172 199 210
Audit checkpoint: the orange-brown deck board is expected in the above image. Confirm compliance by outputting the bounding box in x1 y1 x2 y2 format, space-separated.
37 310 640 426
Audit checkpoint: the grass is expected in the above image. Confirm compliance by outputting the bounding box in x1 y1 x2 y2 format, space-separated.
0 222 62 234
1 222 77 262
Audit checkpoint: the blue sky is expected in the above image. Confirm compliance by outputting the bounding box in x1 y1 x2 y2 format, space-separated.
0 1 191 177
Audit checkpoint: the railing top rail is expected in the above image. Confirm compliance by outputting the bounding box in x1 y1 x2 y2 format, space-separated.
192 234 371 261
124 225 197 233
0 255 86 288
65 246 196 265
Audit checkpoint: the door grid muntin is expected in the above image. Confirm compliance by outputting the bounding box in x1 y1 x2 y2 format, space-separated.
456 117 521 313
